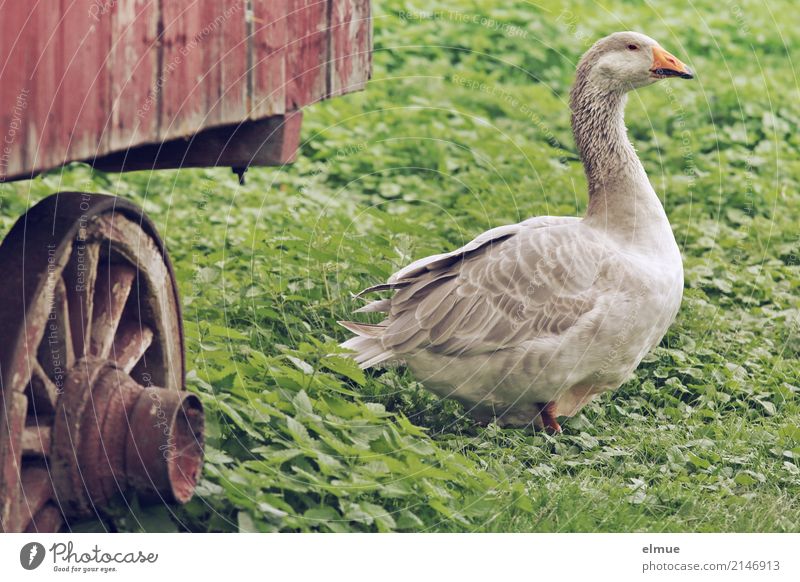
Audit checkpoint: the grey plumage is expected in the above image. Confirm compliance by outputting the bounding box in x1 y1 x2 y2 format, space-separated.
339 32 690 427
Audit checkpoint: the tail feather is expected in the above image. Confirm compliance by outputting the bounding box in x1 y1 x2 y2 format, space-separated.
339 288 397 368
340 334 393 369
354 299 391 313
354 281 409 298
338 320 386 337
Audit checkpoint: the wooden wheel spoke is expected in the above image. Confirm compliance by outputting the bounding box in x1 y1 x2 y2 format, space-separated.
37 277 74 381
26 361 59 416
111 322 154 373
90 263 136 360
0 392 26 531
15 467 53 531
63 241 100 359
21 425 51 458
24 502 63 533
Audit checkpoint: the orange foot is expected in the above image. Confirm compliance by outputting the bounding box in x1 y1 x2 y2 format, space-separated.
540 402 562 435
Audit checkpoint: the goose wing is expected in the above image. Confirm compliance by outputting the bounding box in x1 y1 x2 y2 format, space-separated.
355 216 610 357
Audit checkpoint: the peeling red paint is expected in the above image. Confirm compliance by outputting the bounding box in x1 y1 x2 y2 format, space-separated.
0 1 372 181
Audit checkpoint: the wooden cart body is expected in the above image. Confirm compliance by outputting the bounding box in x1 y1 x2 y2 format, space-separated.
0 0 371 533
0 0 371 180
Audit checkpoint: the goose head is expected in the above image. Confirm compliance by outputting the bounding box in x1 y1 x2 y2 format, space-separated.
577 31 693 92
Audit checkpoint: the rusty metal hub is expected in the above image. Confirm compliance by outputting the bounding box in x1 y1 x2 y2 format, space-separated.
52 358 203 518
0 192 204 532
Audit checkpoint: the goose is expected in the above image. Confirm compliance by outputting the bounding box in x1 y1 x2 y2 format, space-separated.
340 32 693 433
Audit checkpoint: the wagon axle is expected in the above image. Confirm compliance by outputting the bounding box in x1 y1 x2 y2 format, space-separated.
51 358 204 519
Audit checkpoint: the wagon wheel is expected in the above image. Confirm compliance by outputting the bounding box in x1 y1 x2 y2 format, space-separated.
0 192 204 532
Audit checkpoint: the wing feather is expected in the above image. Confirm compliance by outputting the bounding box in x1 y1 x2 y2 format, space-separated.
344 216 610 364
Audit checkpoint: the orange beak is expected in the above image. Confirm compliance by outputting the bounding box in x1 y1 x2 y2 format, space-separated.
651 46 694 79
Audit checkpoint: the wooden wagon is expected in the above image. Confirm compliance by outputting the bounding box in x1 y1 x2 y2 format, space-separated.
0 0 371 532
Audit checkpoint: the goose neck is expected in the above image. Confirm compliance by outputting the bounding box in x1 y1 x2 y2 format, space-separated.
570 81 668 236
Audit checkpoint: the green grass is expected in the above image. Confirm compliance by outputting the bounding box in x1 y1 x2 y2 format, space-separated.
3 0 800 532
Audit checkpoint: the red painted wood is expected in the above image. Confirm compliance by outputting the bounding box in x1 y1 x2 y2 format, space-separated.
158 1 249 138
109 0 160 152
58 1 113 166
285 0 329 110
0 7 30 176
251 0 287 118
0 0 372 180
217 0 249 124
159 0 206 140
16 3 61 178
330 0 372 96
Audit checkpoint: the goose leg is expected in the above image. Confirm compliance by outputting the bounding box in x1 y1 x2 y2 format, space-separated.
540 402 562 435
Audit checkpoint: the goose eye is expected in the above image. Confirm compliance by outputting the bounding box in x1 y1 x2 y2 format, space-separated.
627 44 639 50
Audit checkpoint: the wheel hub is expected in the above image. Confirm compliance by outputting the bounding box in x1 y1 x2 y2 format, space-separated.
51 358 204 519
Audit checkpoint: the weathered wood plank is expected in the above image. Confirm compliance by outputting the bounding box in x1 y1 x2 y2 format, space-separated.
159 0 205 140
251 0 287 118
0 0 371 179
330 0 372 96
285 0 329 110
58 0 113 165
18 3 61 178
217 0 249 124
0 4 35 179
199 0 224 129
109 0 160 152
